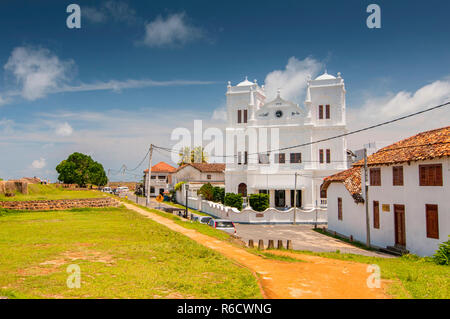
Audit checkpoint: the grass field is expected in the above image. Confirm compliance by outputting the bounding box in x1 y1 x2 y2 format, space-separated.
0 184 106 202
0 207 261 299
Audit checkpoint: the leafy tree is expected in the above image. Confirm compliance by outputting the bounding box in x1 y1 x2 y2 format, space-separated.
56 152 107 187
433 236 450 265
178 146 208 165
249 193 269 212
174 181 185 192
224 193 243 210
198 183 214 201
213 187 225 204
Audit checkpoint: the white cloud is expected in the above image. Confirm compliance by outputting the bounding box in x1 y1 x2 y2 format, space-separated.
55 122 73 137
347 79 450 149
83 7 107 23
211 106 227 121
54 78 215 94
264 56 323 102
0 118 14 134
4 46 74 100
141 13 203 47
84 1 139 24
31 158 46 169
0 47 214 106
0 94 8 106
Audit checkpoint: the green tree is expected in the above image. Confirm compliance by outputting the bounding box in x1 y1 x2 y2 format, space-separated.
56 152 107 187
178 146 208 165
249 193 270 212
198 183 214 201
224 193 243 210
212 187 225 204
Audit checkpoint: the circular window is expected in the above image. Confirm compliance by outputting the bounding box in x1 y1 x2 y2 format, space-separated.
275 110 283 118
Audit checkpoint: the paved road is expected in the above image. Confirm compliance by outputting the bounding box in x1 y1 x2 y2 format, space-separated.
236 224 391 257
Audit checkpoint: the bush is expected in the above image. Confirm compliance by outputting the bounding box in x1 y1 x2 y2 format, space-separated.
224 193 243 210
249 193 269 212
174 181 185 192
433 236 450 265
212 187 225 204
198 183 214 201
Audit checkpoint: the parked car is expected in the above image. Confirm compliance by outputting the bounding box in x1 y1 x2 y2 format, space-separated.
207 219 236 235
116 186 129 194
102 187 112 194
193 216 212 224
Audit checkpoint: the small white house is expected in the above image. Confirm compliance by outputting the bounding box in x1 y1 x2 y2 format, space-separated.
323 126 450 256
144 161 176 197
172 163 226 198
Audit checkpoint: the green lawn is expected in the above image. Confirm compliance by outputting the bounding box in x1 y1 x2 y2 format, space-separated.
0 207 261 299
0 184 106 202
286 250 450 299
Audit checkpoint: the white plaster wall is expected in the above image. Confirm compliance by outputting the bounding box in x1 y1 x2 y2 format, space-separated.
327 183 366 242
327 158 450 256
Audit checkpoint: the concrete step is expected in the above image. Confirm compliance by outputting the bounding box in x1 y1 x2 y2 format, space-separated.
379 246 409 256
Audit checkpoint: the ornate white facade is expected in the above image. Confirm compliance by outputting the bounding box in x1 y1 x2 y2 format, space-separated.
225 72 348 209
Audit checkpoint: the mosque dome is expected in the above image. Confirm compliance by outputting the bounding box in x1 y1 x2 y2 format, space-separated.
237 76 254 86
315 71 336 80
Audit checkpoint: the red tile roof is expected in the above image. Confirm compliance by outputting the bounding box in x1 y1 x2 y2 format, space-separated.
353 126 450 167
322 167 364 203
175 163 226 173
322 126 450 203
144 161 176 173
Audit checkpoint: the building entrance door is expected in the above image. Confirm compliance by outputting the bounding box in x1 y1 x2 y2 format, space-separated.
238 183 247 197
275 190 285 207
394 204 406 247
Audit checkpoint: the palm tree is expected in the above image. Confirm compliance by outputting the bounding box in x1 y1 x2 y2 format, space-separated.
178 146 208 165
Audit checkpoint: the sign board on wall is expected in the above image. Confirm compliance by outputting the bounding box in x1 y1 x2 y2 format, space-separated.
382 204 390 212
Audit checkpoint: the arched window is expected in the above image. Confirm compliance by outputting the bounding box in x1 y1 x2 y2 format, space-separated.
238 183 247 197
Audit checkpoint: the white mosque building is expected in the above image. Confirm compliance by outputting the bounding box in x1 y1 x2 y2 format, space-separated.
225 71 348 209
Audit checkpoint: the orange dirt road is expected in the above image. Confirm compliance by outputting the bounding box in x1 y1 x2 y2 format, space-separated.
124 203 389 299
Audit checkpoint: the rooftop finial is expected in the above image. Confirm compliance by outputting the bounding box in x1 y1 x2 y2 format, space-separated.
277 88 281 96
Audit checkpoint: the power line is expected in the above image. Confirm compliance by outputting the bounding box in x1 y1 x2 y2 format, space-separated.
154 101 450 157
124 148 150 171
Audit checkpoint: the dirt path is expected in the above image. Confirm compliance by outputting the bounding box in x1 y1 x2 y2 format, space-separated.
124 203 389 299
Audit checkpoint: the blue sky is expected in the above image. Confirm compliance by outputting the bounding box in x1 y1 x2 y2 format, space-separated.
0 0 449 181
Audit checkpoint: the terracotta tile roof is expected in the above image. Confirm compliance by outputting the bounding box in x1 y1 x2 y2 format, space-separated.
353 126 450 167
175 163 226 173
322 167 364 203
322 126 450 203
144 161 176 173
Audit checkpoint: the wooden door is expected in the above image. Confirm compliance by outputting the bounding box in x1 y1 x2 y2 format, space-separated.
394 204 406 246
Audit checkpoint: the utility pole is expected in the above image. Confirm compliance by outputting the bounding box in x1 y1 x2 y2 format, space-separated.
107 169 110 187
293 172 297 225
146 144 154 207
364 148 371 247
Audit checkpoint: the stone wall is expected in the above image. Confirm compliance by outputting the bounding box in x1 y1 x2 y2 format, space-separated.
0 197 120 211
0 181 28 195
